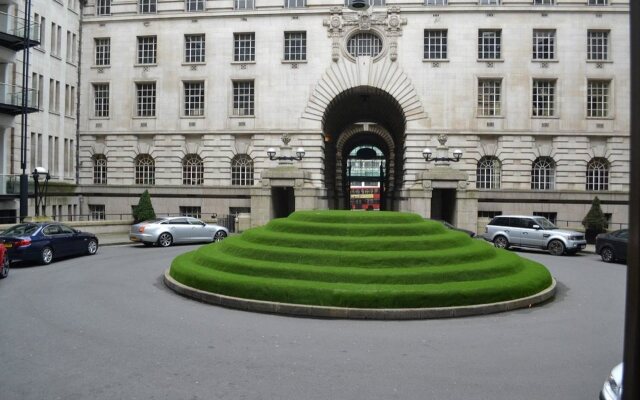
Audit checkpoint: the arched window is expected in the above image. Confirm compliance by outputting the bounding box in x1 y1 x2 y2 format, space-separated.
586 157 609 191
531 157 555 190
476 156 501 189
231 154 254 186
347 32 383 58
134 154 155 185
93 154 107 184
182 154 204 186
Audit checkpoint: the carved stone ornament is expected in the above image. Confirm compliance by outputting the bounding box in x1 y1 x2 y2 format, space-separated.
323 6 407 62
281 133 291 146
437 134 448 146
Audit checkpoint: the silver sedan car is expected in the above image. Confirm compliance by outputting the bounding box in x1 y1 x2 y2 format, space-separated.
129 217 229 247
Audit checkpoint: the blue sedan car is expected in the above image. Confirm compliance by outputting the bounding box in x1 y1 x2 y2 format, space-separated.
0 223 99 265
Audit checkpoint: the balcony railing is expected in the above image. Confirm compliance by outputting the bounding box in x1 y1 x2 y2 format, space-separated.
0 174 21 196
0 82 38 115
0 11 40 50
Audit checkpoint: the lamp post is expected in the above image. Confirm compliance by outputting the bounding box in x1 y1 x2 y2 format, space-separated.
266 134 305 164
19 0 34 222
423 134 463 164
32 166 50 218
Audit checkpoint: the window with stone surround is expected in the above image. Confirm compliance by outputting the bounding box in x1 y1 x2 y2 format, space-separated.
533 211 557 224
478 29 501 60
587 30 609 61
184 81 205 117
182 155 204 186
347 32 383 58
96 0 111 15
286 0 306 7
139 0 157 13
532 79 556 117
425 0 447 5
93 83 109 117
232 81 254 116
137 36 157 64
231 155 254 186
136 82 156 117
234 0 254 10
89 204 106 220
93 154 107 184
587 80 610 118
477 78 502 117
588 0 608 5
179 206 202 218
185 34 205 63
424 29 447 60
533 0 554 4
234 33 255 62
586 157 609 191
532 29 555 60
95 38 110 66
135 154 155 185
479 0 500 5
186 0 205 11
476 156 501 189
284 32 306 61
531 157 556 190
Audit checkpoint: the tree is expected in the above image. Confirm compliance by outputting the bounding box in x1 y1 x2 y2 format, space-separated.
582 196 607 243
133 190 156 223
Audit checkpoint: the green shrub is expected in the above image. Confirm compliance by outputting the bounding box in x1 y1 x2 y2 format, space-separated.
133 190 156 223
582 196 607 243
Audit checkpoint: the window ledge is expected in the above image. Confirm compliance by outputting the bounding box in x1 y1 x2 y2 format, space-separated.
51 54 62 61
229 115 255 119
91 65 111 69
89 116 110 120
281 59 307 64
532 59 558 63
587 59 613 64
586 116 614 120
182 62 206 66
132 116 157 119
34 46 45 54
231 61 256 65
181 115 206 119
476 115 504 119
531 116 560 119
423 59 449 63
134 63 158 68
477 58 504 63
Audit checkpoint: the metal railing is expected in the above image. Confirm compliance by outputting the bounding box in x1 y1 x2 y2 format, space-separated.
0 11 40 41
0 82 38 108
555 219 628 231
0 174 21 195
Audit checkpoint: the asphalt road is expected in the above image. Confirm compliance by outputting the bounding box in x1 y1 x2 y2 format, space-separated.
0 243 627 400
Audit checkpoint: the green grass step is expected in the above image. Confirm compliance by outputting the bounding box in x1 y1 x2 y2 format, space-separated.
265 218 445 237
286 210 426 224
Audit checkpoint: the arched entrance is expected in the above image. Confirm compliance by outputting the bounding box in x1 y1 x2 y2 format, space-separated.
322 86 406 210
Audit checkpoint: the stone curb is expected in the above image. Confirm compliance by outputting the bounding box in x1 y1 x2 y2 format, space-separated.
163 269 557 320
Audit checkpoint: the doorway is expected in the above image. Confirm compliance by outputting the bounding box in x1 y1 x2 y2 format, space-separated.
272 187 295 218
431 189 456 223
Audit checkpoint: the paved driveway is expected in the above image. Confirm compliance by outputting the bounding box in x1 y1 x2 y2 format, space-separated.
0 244 626 400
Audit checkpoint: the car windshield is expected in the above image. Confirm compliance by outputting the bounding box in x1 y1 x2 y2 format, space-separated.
1 224 39 236
533 217 557 230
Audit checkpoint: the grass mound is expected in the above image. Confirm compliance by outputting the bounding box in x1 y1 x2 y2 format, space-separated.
169 210 553 309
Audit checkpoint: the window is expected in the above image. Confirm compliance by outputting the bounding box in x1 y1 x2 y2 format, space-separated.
532 30 555 60
93 154 107 184
587 80 610 118
93 83 109 117
182 154 204 185
588 0 608 5
477 79 502 117
136 82 156 117
478 211 502 219
425 0 447 4
185 34 205 63
139 0 157 13
347 32 383 58
137 36 157 64
95 38 110 66
284 32 306 61
233 81 254 116
532 79 556 117
286 0 306 7
234 0 254 10
96 0 111 15
231 155 254 186
587 30 609 61
184 82 205 116
531 157 555 190
89 205 106 220
533 0 554 4
135 154 155 185
186 0 205 11
424 30 447 60
476 156 501 189
478 30 501 60
479 0 500 4
180 206 201 218
586 157 609 191
533 212 557 224
234 33 255 62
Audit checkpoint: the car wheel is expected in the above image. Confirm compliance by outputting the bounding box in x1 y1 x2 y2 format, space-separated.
40 247 54 265
493 235 509 249
548 240 565 256
87 239 98 255
157 233 173 247
601 246 615 263
213 230 227 242
0 256 8 279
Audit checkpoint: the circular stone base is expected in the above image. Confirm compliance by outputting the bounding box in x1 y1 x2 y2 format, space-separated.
164 269 556 320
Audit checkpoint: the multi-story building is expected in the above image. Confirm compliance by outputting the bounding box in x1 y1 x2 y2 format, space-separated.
0 0 81 223
4 0 630 232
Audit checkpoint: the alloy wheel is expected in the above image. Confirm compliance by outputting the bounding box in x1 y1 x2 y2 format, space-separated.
548 240 565 256
214 231 227 242
158 233 173 247
601 247 615 263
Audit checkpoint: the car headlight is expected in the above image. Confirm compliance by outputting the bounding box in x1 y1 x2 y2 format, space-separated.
569 236 580 241
607 375 621 397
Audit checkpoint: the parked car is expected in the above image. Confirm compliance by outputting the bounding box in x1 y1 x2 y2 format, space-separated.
596 229 628 263
600 362 623 400
483 215 587 256
0 223 99 265
438 220 477 238
129 217 229 247
0 243 8 279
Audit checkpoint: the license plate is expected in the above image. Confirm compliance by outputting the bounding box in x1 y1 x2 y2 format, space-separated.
579 244 585 249
3 243 12 248
130 236 139 241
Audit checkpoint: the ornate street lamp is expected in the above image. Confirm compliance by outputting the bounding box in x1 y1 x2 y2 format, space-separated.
423 134 463 163
32 166 50 217
266 134 305 162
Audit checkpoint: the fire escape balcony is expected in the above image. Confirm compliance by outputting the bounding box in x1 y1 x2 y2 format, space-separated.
0 82 38 115
0 11 40 50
